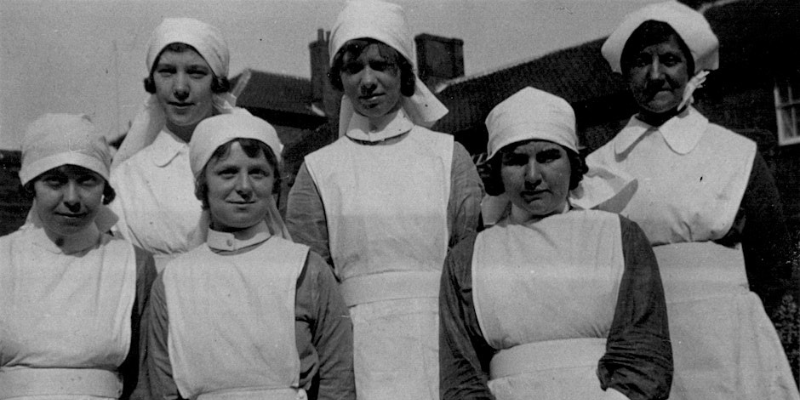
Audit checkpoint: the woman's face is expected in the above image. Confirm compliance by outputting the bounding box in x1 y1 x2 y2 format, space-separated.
500 140 572 221
624 33 690 118
340 43 403 120
33 165 105 238
153 47 215 134
205 142 275 233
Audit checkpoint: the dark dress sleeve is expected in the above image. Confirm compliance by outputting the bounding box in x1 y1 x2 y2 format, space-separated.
286 164 333 270
598 216 673 400
439 233 496 400
447 143 484 248
294 251 356 400
143 273 182 400
729 153 796 316
123 247 157 400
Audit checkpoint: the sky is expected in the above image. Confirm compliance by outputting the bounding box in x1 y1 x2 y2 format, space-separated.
0 0 664 150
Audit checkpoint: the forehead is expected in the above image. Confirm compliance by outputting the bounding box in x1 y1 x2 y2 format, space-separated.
40 164 100 176
341 42 399 63
155 47 210 67
210 141 271 166
635 34 686 56
506 139 566 154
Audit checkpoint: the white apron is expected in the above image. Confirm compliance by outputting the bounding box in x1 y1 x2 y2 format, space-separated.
0 227 137 400
304 126 452 400
587 110 799 400
472 210 626 400
163 237 309 400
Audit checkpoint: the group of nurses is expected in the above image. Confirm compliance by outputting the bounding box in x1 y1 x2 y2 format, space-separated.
3 0 798 399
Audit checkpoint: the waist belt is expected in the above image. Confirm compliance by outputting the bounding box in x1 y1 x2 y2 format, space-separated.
0 368 122 399
339 271 441 307
197 387 307 400
653 241 749 304
490 338 606 380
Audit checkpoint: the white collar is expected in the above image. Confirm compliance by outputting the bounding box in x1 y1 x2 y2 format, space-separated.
30 222 102 255
614 106 709 155
150 128 189 167
345 108 414 143
206 220 272 252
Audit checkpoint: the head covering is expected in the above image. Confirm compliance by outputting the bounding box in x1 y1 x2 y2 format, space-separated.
146 18 229 79
189 114 290 240
329 0 448 136
189 114 282 176
485 87 578 162
20 113 111 186
112 17 241 168
19 113 118 236
601 1 718 74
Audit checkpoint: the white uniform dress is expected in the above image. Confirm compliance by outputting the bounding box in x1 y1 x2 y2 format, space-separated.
162 230 310 400
0 225 137 400
587 106 799 400
303 109 452 400
110 129 205 271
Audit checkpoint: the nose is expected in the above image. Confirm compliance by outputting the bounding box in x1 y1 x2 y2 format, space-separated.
525 160 542 185
173 72 189 100
648 57 664 80
63 182 81 211
235 172 252 198
359 67 378 93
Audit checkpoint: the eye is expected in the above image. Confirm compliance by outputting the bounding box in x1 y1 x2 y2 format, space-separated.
369 61 393 72
535 149 563 164
187 66 209 79
40 174 67 188
155 65 176 76
249 167 271 179
77 174 102 187
660 54 682 67
501 152 528 167
342 61 364 75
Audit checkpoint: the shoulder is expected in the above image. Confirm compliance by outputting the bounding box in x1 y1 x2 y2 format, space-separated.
705 122 757 151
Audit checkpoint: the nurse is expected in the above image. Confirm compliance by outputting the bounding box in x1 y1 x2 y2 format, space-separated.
285 1 483 398
0 113 155 399
589 2 798 398
143 114 355 400
111 17 248 271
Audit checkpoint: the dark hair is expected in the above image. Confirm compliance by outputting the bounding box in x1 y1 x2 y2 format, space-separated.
620 20 695 75
194 138 282 210
482 143 587 196
328 38 416 97
22 175 116 205
143 42 230 94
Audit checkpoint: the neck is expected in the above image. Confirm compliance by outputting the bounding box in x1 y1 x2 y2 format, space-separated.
164 120 199 143
43 223 101 254
637 107 681 127
509 202 570 225
211 220 268 241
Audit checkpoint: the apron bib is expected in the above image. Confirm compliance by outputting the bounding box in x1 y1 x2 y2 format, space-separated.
305 126 452 400
164 238 308 400
472 211 625 400
0 228 137 400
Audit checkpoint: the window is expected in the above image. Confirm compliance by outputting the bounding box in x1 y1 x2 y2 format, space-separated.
774 72 800 146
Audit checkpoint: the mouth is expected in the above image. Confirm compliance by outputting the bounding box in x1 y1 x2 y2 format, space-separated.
169 102 194 109
359 93 384 103
56 212 87 220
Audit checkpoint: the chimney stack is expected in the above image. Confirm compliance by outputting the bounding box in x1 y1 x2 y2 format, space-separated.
414 33 465 89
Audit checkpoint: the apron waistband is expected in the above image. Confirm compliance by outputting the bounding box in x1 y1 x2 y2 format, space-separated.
197 387 307 400
339 271 441 307
0 368 122 399
490 338 606 380
653 242 749 304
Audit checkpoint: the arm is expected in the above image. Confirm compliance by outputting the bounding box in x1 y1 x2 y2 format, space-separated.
286 164 333 269
448 143 485 248
439 234 496 400
295 251 355 400
737 153 796 315
143 274 182 400
122 247 157 399
598 216 672 400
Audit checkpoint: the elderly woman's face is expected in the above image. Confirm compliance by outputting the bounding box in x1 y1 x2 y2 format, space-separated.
205 142 275 232
500 140 571 221
33 165 104 238
340 43 403 120
624 33 690 117
153 47 215 133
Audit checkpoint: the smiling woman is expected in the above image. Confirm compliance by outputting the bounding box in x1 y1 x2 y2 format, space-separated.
0 113 155 399
142 113 355 400
109 18 250 272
